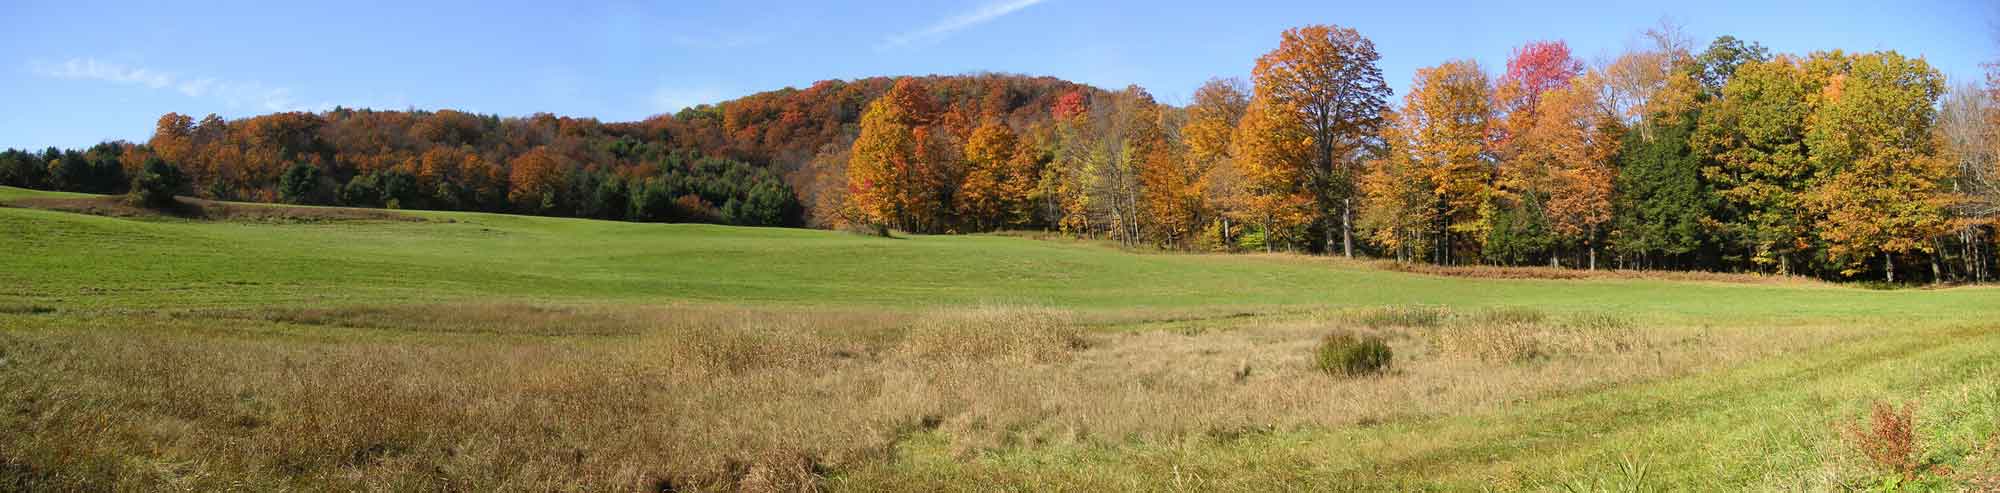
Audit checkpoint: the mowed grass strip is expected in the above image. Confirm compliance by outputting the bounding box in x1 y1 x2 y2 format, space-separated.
6 186 2000 322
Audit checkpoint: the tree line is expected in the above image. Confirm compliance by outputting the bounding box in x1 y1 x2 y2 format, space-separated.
0 75 1094 228
836 23 1989 283
3 23 1995 282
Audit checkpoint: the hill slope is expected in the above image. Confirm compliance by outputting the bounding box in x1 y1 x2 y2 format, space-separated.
2 186 1992 320
4 188 2000 490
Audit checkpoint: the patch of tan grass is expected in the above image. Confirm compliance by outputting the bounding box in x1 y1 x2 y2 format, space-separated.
1366 259 1826 286
0 304 1855 491
1428 311 1646 364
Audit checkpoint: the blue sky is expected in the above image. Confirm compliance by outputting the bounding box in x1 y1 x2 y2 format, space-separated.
2 0 1992 149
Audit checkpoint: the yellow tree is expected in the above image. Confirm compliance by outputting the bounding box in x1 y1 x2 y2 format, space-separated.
1043 91 1098 235
1251 24 1391 256
1048 87 1162 245
847 78 951 232
1098 88 1163 245
1399 60 1493 264
1232 96 1316 251
1184 78 1252 244
1360 109 1435 262
956 119 1019 231
1804 51 1953 282
999 131 1046 228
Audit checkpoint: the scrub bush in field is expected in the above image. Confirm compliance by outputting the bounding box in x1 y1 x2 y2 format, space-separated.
1841 401 1927 483
128 157 186 209
1471 306 1546 325
1316 332 1391 377
1348 306 1445 328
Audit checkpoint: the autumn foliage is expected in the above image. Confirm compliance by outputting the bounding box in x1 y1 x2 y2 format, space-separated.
3 24 1996 283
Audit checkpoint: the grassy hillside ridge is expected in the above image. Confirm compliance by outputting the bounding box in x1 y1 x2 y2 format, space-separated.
1 186 1990 319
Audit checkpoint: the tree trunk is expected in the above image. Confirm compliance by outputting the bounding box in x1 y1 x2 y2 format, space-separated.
1262 221 1272 253
1884 252 1895 284
1980 231 1990 283
1588 239 1597 271
1964 230 1979 283
1341 198 1354 258
1220 217 1232 251
1324 220 1336 257
1931 246 1942 285
1444 233 1453 266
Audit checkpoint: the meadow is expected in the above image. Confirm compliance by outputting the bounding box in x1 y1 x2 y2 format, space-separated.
3 185 1999 491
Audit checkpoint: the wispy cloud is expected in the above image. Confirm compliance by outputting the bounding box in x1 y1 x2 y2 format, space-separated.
28 58 306 112
883 0 1049 48
29 58 175 89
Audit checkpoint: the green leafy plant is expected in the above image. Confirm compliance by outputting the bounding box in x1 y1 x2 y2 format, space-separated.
1554 453 1653 493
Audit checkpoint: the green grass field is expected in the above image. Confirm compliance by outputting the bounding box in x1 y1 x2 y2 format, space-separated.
4 185 1999 491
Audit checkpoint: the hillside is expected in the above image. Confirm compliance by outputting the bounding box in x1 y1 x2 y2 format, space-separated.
0 186 1988 319
5 187 2000 489
0 74 1101 229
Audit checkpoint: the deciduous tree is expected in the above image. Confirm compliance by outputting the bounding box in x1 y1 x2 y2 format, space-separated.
846 78 953 232
1232 96 1315 251
1525 72 1622 269
508 146 565 211
1360 109 1436 262
957 119 1020 231
1185 78 1251 243
1804 51 1953 281
1251 24 1391 256
1402 60 1494 264
1695 56 1814 273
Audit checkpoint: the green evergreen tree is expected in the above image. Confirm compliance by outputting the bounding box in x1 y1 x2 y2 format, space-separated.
1612 111 1714 268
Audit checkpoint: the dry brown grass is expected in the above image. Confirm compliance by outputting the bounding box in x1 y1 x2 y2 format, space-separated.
984 232 1829 287
0 303 1853 491
1427 311 1646 364
2 195 421 223
1367 259 1826 286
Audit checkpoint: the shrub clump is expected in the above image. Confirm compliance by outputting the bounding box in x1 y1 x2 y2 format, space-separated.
841 222 893 238
1349 306 1446 328
128 157 188 209
1316 332 1392 377
1470 306 1547 325
1841 400 1929 483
